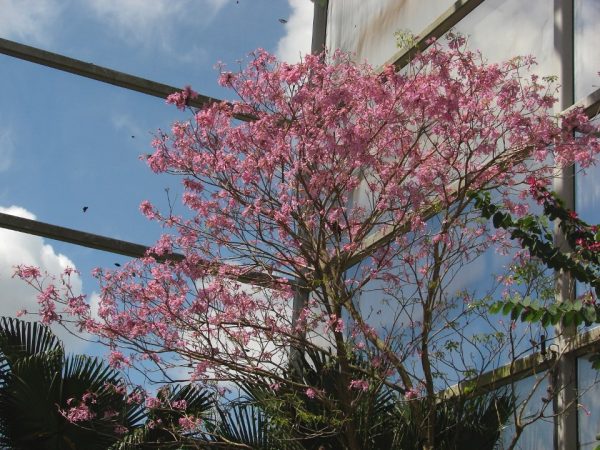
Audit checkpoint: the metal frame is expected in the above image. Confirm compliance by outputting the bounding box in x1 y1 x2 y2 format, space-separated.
1 4 600 284
552 1 578 447
443 326 600 399
326 1 598 449
0 36 264 285
0 212 275 287
379 0 485 72
1 5 600 448
0 38 254 122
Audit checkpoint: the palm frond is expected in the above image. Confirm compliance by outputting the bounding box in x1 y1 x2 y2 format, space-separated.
114 384 215 449
0 317 63 377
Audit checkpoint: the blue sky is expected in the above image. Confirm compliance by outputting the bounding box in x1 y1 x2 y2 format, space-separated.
0 0 313 351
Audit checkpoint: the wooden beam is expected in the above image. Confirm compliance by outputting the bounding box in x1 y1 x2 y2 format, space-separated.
378 0 485 73
563 87 600 119
0 212 276 287
0 37 254 122
443 326 600 399
0 212 158 259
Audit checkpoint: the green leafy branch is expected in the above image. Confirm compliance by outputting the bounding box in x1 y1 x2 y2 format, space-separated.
473 186 600 331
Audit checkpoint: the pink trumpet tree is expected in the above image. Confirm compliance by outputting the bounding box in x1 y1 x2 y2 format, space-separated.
16 35 600 449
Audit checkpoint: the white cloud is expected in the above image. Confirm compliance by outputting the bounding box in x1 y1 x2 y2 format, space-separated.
0 205 88 352
86 0 229 53
276 0 313 63
0 126 14 172
0 0 61 43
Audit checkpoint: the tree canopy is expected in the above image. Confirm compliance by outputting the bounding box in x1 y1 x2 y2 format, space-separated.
15 35 600 449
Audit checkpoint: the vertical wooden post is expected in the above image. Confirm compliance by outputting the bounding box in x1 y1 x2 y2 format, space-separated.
553 1 578 449
311 0 328 55
289 0 329 375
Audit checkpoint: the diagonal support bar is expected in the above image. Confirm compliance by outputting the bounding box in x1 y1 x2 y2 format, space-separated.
0 212 156 259
378 0 485 73
0 212 277 288
0 37 254 122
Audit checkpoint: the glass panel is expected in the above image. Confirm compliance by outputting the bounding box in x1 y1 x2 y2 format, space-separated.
498 374 554 449
576 117 600 225
576 161 600 225
326 0 454 67
575 0 600 102
575 116 600 332
578 356 600 450
452 0 558 90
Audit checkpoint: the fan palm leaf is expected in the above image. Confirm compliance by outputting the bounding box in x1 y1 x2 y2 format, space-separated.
114 383 214 449
0 317 141 449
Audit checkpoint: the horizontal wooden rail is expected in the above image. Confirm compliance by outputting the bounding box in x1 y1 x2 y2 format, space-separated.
443 326 600 399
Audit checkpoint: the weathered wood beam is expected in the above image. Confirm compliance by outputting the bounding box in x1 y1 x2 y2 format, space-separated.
378 0 485 73
442 326 600 399
0 37 254 122
0 212 276 287
0 212 156 259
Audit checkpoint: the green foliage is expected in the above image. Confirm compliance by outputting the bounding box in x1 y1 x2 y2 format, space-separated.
0 322 511 450
0 317 141 450
488 294 598 329
475 190 600 329
391 392 512 450
394 30 418 49
475 187 600 369
114 384 214 450
474 190 600 293
210 401 299 450
209 348 513 450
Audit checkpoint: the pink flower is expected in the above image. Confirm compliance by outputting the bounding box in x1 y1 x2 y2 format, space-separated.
114 424 128 435
13 265 41 279
108 351 131 369
103 409 119 419
139 200 156 219
349 379 369 391
127 390 144 405
60 404 96 423
166 85 198 110
145 397 162 409
305 388 317 399
82 391 97 404
172 399 187 410
405 387 419 400
178 415 201 431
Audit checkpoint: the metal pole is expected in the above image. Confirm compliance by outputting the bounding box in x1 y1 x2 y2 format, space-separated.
553 1 578 449
289 0 329 376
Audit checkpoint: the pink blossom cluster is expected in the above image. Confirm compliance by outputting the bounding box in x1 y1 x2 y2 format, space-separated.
178 415 202 431
60 403 96 422
14 36 600 396
349 379 370 391
59 392 97 423
166 85 199 111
